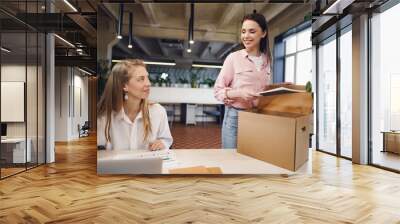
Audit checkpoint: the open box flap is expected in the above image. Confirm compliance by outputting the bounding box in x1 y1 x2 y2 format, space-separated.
256 91 313 116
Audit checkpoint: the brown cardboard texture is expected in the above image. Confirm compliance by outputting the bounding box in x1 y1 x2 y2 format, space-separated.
237 91 313 171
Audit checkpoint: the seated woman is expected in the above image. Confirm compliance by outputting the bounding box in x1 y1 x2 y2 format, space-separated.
97 59 173 151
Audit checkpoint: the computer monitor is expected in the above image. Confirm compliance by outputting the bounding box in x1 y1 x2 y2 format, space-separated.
1 123 7 137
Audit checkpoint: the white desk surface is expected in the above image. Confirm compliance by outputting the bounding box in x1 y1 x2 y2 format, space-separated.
149 87 222 105
1 138 27 143
98 149 308 175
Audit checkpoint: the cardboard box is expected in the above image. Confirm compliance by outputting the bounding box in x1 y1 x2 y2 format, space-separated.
384 132 400 154
237 91 313 171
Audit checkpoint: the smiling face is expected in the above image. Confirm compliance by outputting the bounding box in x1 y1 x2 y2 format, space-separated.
241 19 266 53
123 66 151 100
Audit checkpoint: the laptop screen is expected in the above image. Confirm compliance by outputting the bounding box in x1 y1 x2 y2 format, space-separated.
1 123 7 137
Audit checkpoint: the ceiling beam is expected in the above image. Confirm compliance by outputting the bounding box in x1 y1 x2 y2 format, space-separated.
185 3 191 23
132 36 152 56
261 3 292 22
202 4 242 41
200 42 212 59
140 3 160 27
216 43 240 59
218 4 243 28
130 25 237 43
115 41 135 57
157 39 169 57
67 14 97 39
104 3 238 43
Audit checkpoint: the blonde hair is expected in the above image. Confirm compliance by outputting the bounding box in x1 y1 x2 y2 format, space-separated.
98 59 152 143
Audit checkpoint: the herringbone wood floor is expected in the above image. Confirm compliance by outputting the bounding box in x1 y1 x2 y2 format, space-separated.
1 133 400 223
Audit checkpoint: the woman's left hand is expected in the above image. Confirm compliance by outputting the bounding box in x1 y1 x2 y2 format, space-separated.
149 139 165 151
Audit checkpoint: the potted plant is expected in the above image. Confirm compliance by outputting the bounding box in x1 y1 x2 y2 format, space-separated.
158 73 170 87
190 71 198 88
199 81 209 88
149 76 157 87
204 78 215 88
97 59 110 97
178 77 190 88
306 81 312 92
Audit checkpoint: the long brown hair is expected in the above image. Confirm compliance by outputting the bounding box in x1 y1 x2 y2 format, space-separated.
97 59 152 143
242 12 271 62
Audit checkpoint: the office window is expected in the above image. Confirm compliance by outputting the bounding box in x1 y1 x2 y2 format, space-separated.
371 2 400 171
284 28 312 85
317 37 337 155
340 29 352 158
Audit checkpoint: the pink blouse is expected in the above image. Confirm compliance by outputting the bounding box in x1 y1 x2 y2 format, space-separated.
214 49 272 109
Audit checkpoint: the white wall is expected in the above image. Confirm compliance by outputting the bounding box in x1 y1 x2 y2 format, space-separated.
55 66 69 141
55 67 89 141
1 65 37 137
1 63 46 164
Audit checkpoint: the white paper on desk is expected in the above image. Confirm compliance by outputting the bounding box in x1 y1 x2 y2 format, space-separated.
162 159 181 169
111 149 172 160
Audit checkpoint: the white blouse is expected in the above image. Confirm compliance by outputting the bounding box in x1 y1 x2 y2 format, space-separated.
97 103 173 151
248 54 264 71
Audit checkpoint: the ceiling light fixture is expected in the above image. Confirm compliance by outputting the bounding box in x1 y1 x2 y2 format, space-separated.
189 3 195 44
63 0 78 12
144 61 176 66
117 3 124 39
322 0 354 14
192 64 222 69
78 67 93 76
187 2 195 52
112 60 176 66
54 34 75 48
128 12 133 49
1 47 11 53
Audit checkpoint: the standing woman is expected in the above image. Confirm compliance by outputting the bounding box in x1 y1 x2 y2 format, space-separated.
97 59 173 151
214 12 284 149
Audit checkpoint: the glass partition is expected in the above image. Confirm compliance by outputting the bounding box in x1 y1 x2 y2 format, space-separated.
0 0 46 179
371 2 400 171
339 28 352 158
317 36 337 155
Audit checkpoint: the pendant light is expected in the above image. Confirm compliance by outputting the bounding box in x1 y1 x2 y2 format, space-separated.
117 3 124 39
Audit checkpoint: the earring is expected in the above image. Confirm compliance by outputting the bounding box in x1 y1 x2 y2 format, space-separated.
124 92 128 100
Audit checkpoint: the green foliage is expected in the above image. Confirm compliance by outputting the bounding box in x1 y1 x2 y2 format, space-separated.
178 77 189 84
97 59 110 78
97 59 111 97
190 71 198 88
202 78 215 87
306 81 312 92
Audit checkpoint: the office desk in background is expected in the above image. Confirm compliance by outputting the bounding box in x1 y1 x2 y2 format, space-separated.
149 87 224 125
1 138 32 164
97 149 309 175
149 87 221 105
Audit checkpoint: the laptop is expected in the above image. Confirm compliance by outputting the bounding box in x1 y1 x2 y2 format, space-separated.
1 123 7 140
97 154 163 174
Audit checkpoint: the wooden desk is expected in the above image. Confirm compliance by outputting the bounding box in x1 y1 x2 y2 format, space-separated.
98 149 307 175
